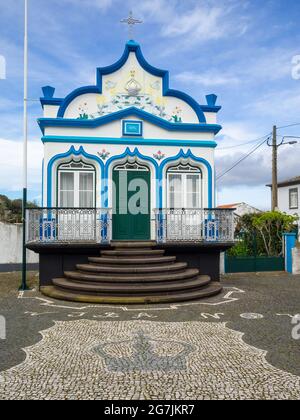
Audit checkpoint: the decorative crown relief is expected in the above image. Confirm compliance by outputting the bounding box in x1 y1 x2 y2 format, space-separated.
76 69 185 124
93 330 195 372
125 70 142 96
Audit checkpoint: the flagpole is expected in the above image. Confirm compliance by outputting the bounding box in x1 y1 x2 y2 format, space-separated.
20 0 29 291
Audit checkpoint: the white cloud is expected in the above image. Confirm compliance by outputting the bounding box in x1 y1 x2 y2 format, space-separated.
133 0 249 48
244 87 300 119
161 5 224 40
0 98 20 112
215 119 300 204
216 142 300 189
94 0 114 10
221 123 263 144
174 46 297 90
0 139 43 193
61 0 113 11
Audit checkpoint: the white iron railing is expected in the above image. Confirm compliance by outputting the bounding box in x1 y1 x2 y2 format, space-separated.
26 208 234 244
154 208 235 243
26 208 112 244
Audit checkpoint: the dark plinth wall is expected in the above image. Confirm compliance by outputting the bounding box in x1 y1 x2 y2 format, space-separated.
159 243 232 282
27 242 234 288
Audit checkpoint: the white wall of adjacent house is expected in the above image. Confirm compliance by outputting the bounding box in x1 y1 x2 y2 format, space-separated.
278 184 300 218
292 247 300 274
0 222 38 265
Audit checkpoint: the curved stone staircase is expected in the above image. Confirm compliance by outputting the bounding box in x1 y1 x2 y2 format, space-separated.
41 241 222 304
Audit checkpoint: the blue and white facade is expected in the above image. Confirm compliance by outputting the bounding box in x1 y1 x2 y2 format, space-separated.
38 40 223 242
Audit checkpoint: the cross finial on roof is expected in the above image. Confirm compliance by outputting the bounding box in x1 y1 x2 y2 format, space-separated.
120 11 143 40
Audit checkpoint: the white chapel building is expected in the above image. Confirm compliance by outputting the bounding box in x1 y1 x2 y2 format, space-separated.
27 40 235 304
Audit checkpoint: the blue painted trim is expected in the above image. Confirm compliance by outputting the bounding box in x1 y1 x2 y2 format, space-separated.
283 232 297 273
41 159 44 207
46 146 213 216
40 87 64 108
41 135 217 149
122 120 143 137
42 86 56 98
55 41 217 122
38 107 222 135
40 98 64 109
57 86 101 118
46 146 105 208
159 150 213 208
201 105 222 113
214 166 217 208
103 147 159 208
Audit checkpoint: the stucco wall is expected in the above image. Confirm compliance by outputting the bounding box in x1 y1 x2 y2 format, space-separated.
292 247 300 275
43 140 216 210
0 222 38 264
278 184 300 217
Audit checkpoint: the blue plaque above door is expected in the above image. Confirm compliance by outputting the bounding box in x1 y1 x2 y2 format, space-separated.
122 120 143 137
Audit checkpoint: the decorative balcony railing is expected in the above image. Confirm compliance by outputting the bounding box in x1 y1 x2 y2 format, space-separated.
26 208 112 244
153 208 235 243
25 208 234 245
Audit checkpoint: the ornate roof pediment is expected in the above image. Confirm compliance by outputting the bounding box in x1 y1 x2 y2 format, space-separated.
39 41 222 134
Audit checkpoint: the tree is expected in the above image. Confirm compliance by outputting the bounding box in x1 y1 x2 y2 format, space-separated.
228 211 298 257
252 211 298 256
0 195 38 223
233 213 265 256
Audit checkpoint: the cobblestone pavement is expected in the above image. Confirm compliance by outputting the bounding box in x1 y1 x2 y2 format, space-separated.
0 272 300 400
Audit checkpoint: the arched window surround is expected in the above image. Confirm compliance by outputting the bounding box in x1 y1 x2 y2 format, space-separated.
56 159 97 208
166 162 203 209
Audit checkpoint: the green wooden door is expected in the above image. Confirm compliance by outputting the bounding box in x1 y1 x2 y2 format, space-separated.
113 170 151 240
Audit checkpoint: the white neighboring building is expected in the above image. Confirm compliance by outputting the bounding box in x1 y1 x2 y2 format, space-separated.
276 177 300 218
267 177 300 234
218 202 261 218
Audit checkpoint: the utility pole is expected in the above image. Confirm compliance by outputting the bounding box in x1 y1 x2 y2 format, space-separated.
271 125 278 211
268 128 299 211
20 0 29 291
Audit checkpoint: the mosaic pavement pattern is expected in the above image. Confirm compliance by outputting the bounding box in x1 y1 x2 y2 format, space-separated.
0 320 300 400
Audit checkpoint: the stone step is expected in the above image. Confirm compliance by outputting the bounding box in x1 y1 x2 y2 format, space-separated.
52 275 211 294
111 241 157 249
65 268 200 283
41 282 223 304
75 262 188 274
88 256 177 265
101 249 165 257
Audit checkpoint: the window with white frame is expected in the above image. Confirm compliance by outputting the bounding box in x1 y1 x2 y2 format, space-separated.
57 161 96 208
289 188 299 209
167 164 202 209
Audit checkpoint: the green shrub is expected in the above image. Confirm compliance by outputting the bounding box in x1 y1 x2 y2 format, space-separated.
233 211 298 257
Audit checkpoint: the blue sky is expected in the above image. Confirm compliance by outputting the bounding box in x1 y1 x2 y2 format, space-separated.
0 0 300 209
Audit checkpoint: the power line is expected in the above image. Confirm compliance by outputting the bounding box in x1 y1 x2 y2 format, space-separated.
277 122 300 130
216 136 269 180
217 133 271 150
217 123 300 151
216 123 300 180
